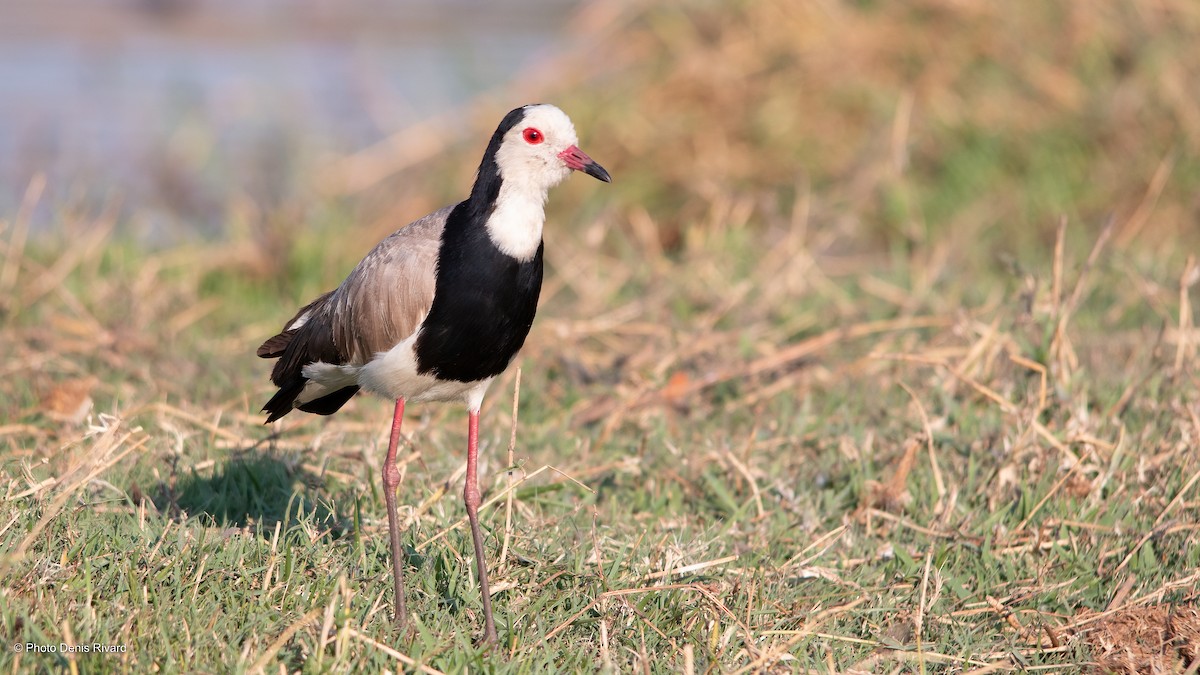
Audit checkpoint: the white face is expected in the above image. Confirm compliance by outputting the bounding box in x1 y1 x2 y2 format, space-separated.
493 104 580 193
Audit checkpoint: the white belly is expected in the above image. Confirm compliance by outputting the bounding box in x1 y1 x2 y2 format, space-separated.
299 333 493 410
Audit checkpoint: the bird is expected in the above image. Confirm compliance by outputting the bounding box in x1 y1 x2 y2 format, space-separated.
256 103 610 643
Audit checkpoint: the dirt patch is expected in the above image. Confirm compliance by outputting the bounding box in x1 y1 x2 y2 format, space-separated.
1076 605 1200 674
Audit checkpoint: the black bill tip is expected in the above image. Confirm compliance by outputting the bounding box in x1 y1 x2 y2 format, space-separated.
584 161 612 183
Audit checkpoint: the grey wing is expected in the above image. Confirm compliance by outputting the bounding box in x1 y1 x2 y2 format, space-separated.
329 205 452 364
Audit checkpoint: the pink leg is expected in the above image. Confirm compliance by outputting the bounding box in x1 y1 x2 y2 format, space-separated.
464 408 498 643
384 398 408 630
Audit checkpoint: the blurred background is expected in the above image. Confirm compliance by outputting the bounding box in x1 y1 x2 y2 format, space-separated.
0 0 585 238
3 0 1197 253
3 0 1200 671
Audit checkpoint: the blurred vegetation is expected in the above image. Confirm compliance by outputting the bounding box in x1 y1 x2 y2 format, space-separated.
2 0 1199 672
568 0 1200 258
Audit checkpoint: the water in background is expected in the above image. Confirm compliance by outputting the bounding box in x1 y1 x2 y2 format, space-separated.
0 0 580 237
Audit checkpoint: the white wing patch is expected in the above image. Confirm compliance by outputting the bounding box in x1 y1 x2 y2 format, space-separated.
287 309 313 331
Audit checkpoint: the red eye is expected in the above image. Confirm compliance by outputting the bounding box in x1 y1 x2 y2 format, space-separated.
522 127 543 144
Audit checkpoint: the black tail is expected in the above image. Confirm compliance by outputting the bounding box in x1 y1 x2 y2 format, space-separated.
298 386 359 416
258 292 356 423
261 381 359 423
262 378 305 423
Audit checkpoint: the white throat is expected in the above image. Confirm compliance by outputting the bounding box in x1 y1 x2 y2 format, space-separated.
485 181 547 261
484 103 576 261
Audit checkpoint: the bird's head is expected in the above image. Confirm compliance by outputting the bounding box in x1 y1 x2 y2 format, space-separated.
489 104 611 196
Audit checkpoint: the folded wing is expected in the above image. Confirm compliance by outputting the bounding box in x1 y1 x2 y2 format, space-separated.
258 206 451 422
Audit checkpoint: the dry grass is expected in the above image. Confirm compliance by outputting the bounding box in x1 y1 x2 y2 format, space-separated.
1074 605 1200 674
3 0 1200 672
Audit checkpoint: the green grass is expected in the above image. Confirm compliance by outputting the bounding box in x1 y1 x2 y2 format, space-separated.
4 0 1200 672
3 208 1197 672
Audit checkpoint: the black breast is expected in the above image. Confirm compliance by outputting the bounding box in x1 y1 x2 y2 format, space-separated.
414 201 544 382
